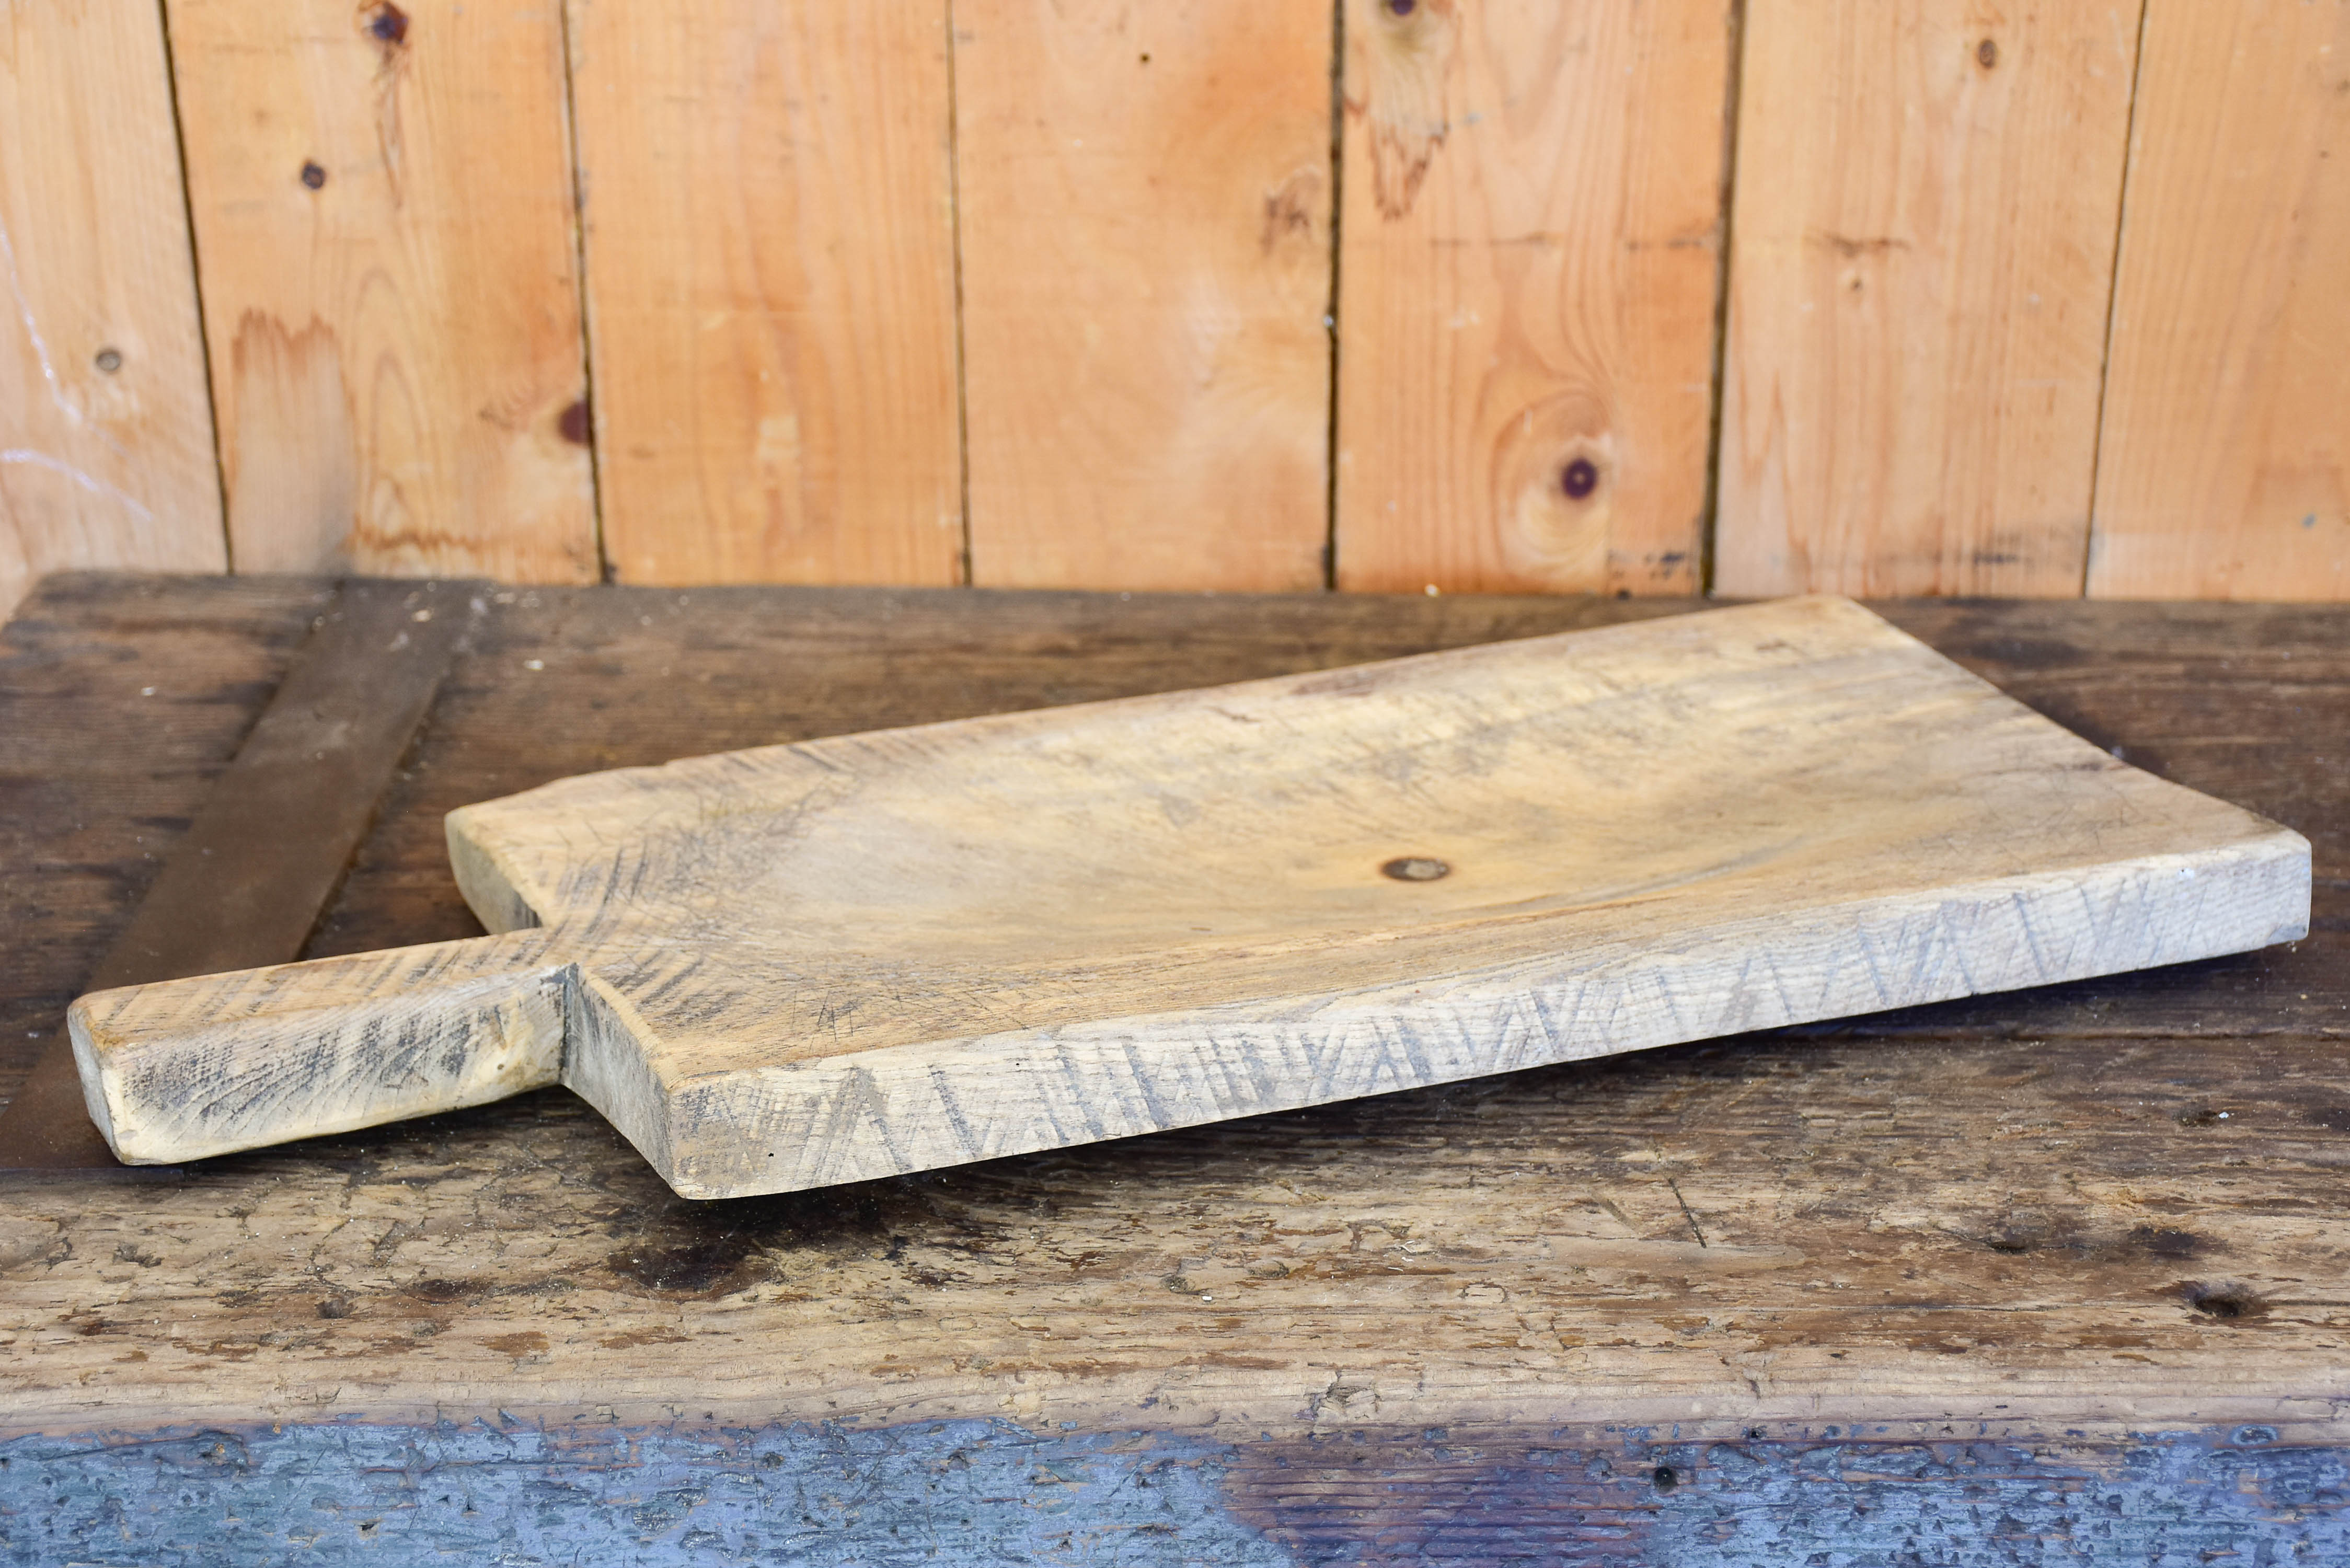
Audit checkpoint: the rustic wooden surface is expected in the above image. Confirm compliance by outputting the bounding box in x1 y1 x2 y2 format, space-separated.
572 0 964 588
1716 0 2137 598
0 575 333 1096
1333 0 1727 596
0 579 476 1177
1 577 2346 1562
0 0 223 620
168 0 597 583
2087 0 2350 602
955 0 1333 591
70 597 2308 1194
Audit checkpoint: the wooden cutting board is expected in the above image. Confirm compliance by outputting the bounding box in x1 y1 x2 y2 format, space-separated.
68 597 2310 1198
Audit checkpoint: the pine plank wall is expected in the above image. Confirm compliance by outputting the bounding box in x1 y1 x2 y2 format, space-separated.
2 0 2344 618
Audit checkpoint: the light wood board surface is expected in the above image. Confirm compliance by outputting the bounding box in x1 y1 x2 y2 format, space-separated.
1333 0 1729 596
1716 0 2139 597
69 597 2307 1197
168 0 596 582
955 0 1332 591
2087 0 2350 602
572 0 963 587
0 0 223 618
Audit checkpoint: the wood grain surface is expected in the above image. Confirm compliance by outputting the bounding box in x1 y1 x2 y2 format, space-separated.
1716 0 2139 597
0 0 223 619
955 0 1332 591
1 580 2346 1558
68 598 2307 1197
0 579 478 1178
9 1 2350 609
0 575 334 1110
20 1021 2350 1440
1332 0 1729 595
168 0 596 582
572 0 963 588
2087 0 2350 602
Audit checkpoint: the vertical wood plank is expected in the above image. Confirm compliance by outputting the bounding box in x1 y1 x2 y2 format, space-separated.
1332 0 1730 596
169 0 596 582
0 0 224 618
1716 1 2139 598
572 0 963 587
955 0 1332 591
2088 0 2350 602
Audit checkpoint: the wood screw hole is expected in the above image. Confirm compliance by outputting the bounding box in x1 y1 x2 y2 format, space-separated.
1977 38 1998 68
1381 856 1449 882
301 162 327 189
94 348 122 374
1653 1465 1678 1493
1386 0 1415 15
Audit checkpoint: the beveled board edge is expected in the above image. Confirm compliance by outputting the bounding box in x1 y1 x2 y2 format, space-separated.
629 836 2309 1197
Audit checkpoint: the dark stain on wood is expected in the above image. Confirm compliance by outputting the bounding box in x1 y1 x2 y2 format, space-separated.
602 1236 769 1298
365 1 409 49
1259 168 1324 255
1351 0 1456 221
2183 1280 2271 1322
404 1277 487 1304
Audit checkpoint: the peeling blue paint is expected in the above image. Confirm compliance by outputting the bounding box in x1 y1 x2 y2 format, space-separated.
0 1420 2342 1566
0 1420 1289 1567
1214 1425 2350 1565
1640 1434 2350 1568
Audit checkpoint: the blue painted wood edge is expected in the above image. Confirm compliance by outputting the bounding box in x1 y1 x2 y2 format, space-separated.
1 1416 2342 1564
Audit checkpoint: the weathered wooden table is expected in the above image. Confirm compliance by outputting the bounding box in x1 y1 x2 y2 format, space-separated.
1 574 2343 1564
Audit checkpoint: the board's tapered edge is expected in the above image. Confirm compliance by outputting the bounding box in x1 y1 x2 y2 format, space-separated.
562 971 677 1180
634 833 2311 1199
65 1022 124 1157
447 808 549 936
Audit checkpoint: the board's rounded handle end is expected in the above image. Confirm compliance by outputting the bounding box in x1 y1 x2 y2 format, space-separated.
67 933 572 1165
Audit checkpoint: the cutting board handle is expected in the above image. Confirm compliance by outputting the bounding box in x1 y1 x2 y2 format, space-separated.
67 931 573 1165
